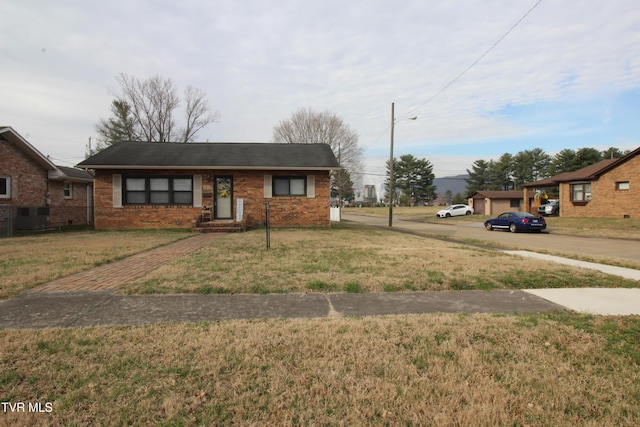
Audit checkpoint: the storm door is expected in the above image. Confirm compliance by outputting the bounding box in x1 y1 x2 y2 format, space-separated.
214 176 233 219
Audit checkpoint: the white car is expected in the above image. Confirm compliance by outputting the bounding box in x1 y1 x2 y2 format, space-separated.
436 204 474 218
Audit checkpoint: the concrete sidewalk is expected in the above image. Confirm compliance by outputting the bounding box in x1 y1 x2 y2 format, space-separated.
0 290 566 329
2 232 639 330
504 250 640 281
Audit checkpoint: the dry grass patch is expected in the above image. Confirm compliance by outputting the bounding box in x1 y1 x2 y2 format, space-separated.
0 230 191 298
122 225 636 295
544 216 640 239
1 313 638 426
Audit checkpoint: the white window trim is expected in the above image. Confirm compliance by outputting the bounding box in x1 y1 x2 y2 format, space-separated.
0 175 10 198
616 181 630 191
64 181 73 199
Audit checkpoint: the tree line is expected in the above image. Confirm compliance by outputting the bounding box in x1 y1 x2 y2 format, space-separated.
465 147 630 194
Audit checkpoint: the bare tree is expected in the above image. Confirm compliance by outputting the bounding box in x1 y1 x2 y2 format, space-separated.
272 108 364 192
180 86 221 142
96 73 220 145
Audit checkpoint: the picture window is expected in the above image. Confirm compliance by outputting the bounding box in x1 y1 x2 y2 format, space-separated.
273 176 306 196
124 176 193 205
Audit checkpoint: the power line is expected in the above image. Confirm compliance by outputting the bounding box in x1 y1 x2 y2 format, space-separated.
398 0 543 121
361 0 544 151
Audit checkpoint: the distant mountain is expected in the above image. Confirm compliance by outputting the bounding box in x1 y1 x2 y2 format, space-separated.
433 174 469 202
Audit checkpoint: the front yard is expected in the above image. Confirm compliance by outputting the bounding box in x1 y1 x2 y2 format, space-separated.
0 229 191 299
1 226 639 425
122 224 637 295
1 224 637 298
1 313 639 426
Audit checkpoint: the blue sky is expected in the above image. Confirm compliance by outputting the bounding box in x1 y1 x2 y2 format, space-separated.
1 0 639 195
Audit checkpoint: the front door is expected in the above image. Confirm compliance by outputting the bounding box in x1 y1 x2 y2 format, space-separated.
214 176 233 219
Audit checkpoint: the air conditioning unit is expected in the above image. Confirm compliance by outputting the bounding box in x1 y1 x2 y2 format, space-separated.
15 206 50 230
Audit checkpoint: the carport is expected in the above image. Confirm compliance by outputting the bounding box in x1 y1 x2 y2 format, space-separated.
521 178 558 215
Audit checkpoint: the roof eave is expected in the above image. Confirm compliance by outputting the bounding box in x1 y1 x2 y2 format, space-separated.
77 165 340 171
1 127 58 171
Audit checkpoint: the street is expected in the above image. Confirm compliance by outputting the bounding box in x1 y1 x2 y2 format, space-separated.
342 212 640 263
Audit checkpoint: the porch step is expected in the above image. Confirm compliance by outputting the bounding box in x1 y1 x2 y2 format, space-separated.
193 221 246 233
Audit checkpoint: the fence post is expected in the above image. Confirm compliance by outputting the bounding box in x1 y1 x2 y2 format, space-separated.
265 202 270 249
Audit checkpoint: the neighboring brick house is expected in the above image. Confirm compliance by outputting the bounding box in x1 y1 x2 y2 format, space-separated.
467 190 523 215
76 141 340 230
0 127 94 231
522 147 640 218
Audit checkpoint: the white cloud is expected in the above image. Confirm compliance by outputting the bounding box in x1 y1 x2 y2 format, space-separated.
1 0 638 176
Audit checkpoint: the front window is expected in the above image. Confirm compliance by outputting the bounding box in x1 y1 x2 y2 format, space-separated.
63 181 73 199
571 183 592 201
273 176 306 196
0 176 10 198
124 176 193 205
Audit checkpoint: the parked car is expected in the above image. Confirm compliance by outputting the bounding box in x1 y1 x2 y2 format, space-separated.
538 199 559 216
484 212 546 233
436 204 474 218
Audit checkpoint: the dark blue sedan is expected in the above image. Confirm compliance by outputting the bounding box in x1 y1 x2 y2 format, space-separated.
484 212 546 233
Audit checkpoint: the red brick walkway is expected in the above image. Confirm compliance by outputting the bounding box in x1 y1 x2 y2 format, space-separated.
30 233 225 293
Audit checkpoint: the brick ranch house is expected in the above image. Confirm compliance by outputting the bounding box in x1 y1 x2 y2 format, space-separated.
522 146 640 218
77 141 341 230
1 126 94 231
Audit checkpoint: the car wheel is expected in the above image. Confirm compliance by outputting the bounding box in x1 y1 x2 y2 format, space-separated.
509 223 517 233
465 211 471 215
485 222 493 231
445 213 451 218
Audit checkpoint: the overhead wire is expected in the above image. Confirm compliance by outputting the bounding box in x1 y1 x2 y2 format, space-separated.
398 0 544 121
362 0 544 152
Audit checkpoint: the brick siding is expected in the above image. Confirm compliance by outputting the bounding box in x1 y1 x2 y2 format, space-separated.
1 139 92 229
47 180 91 227
1 138 48 206
560 155 640 218
93 169 332 229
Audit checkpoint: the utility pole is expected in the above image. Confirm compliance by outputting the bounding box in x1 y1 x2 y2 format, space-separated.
389 103 395 227
388 102 416 227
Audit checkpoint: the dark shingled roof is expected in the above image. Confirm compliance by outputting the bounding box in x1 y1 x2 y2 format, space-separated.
77 141 340 170
523 146 640 188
